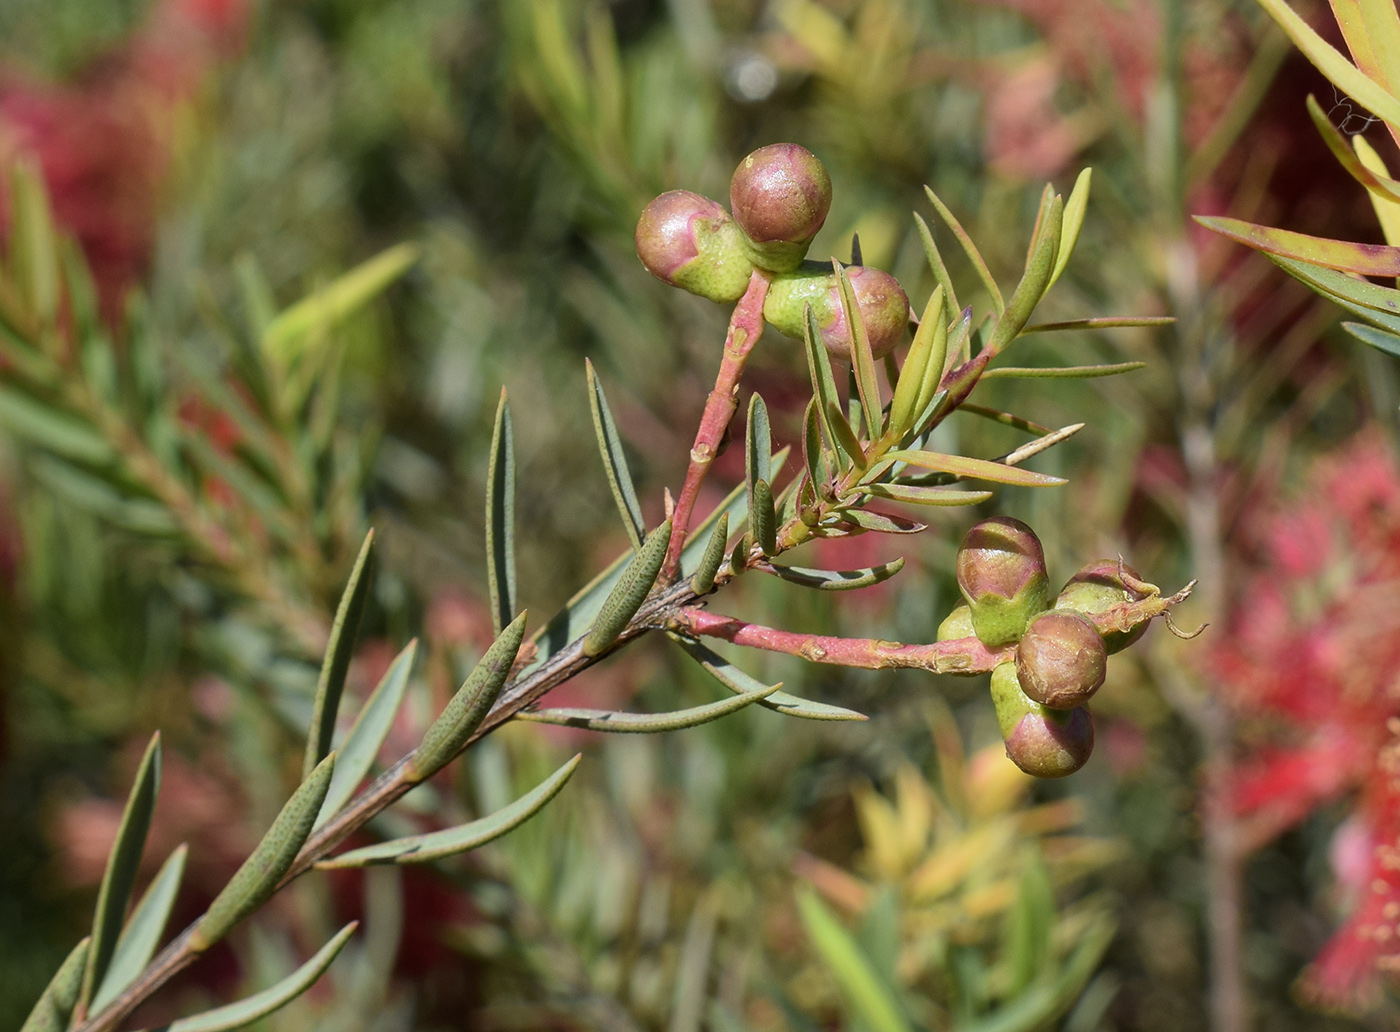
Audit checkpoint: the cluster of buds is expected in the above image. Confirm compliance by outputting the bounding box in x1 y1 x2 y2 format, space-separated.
634 143 910 361
944 517 1152 778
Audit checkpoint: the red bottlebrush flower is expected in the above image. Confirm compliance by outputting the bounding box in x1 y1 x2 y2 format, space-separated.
1208 431 1400 1010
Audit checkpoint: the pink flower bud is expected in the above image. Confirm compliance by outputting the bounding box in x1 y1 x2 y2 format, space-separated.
1053 558 1151 654
729 144 833 272
1015 610 1107 708
762 262 909 361
635 190 754 303
936 603 974 642
991 662 1094 778
956 517 1049 647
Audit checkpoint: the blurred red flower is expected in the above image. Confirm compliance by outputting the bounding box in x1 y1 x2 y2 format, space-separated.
1208 431 1400 1010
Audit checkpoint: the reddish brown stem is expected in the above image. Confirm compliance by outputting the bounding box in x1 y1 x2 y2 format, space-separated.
661 270 771 582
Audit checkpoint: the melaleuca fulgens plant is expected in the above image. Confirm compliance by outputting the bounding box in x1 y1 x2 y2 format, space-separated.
25 145 1196 1031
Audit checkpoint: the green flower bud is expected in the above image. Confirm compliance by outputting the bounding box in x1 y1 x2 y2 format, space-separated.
990 662 1094 779
956 517 1049 648
936 603 975 642
1015 610 1106 708
730 144 833 272
635 190 754 302
762 261 909 362
1053 558 1151 654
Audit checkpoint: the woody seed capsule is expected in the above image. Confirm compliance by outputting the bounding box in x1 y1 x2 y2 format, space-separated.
1053 558 1151 653
955 517 1050 647
635 190 754 303
991 662 1094 778
762 261 910 361
730 144 833 273
1015 610 1107 708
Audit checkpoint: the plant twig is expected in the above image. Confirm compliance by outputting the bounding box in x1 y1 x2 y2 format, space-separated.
660 270 770 582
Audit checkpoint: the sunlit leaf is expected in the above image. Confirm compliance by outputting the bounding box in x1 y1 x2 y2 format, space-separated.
913 212 960 315
957 405 1053 435
320 756 582 867
1021 316 1174 335
988 195 1062 354
828 402 867 468
1195 214 1400 275
890 286 945 435
517 684 779 732
262 243 419 362
1306 95 1400 204
978 362 1146 380
1050 168 1092 287
804 304 845 469
835 262 883 439
925 187 1004 315
840 509 928 534
1355 134 1400 245
885 450 1066 487
864 483 993 506
583 519 671 657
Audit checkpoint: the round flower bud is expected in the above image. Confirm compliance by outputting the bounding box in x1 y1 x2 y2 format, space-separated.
936 603 975 642
956 517 1050 648
1015 611 1107 708
635 190 754 303
990 662 1094 779
762 262 909 362
730 144 833 272
1053 559 1151 654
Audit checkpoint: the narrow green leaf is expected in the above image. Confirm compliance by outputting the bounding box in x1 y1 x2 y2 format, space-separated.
1344 320 1400 357
761 558 906 590
751 479 777 556
486 388 517 635
840 509 927 534
979 362 1145 380
796 886 913 1032
988 195 1062 354
957 405 1053 435
1005 857 1055 996
1270 254 1400 319
1251 0 1400 129
1050 168 1092 287
689 512 729 596
913 211 960 315
669 634 867 721
583 519 671 657
890 287 945 434
409 613 528 782
315 640 417 827
162 924 357 1032
900 390 950 450
802 399 832 500
586 359 645 549
885 450 1066 487
83 732 162 1008
925 186 1004 315
1195 214 1400 275
746 392 772 533
191 755 337 952
863 483 993 506
20 938 89 1032
803 303 845 469
834 262 883 439
304 530 376 779
27 456 175 535
262 243 419 362
319 756 582 868
517 684 780 733
0 387 113 466
1021 316 1174 334
91 846 187 1012
10 165 60 327
946 305 974 368
827 402 867 468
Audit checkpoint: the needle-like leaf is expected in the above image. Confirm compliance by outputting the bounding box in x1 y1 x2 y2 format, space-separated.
1196 214 1400 275
913 211 959 315
583 519 671 657
516 684 780 733
863 483 993 506
486 388 517 635
304 530 375 779
669 634 867 721
925 186 1004 315
803 304 845 469
988 195 1062 354
885 450 1066 487
978 362 1146 380
319 756 582 867
91 846 187 1012
760 558 906 590
586 359 645 549
834 262 883 439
